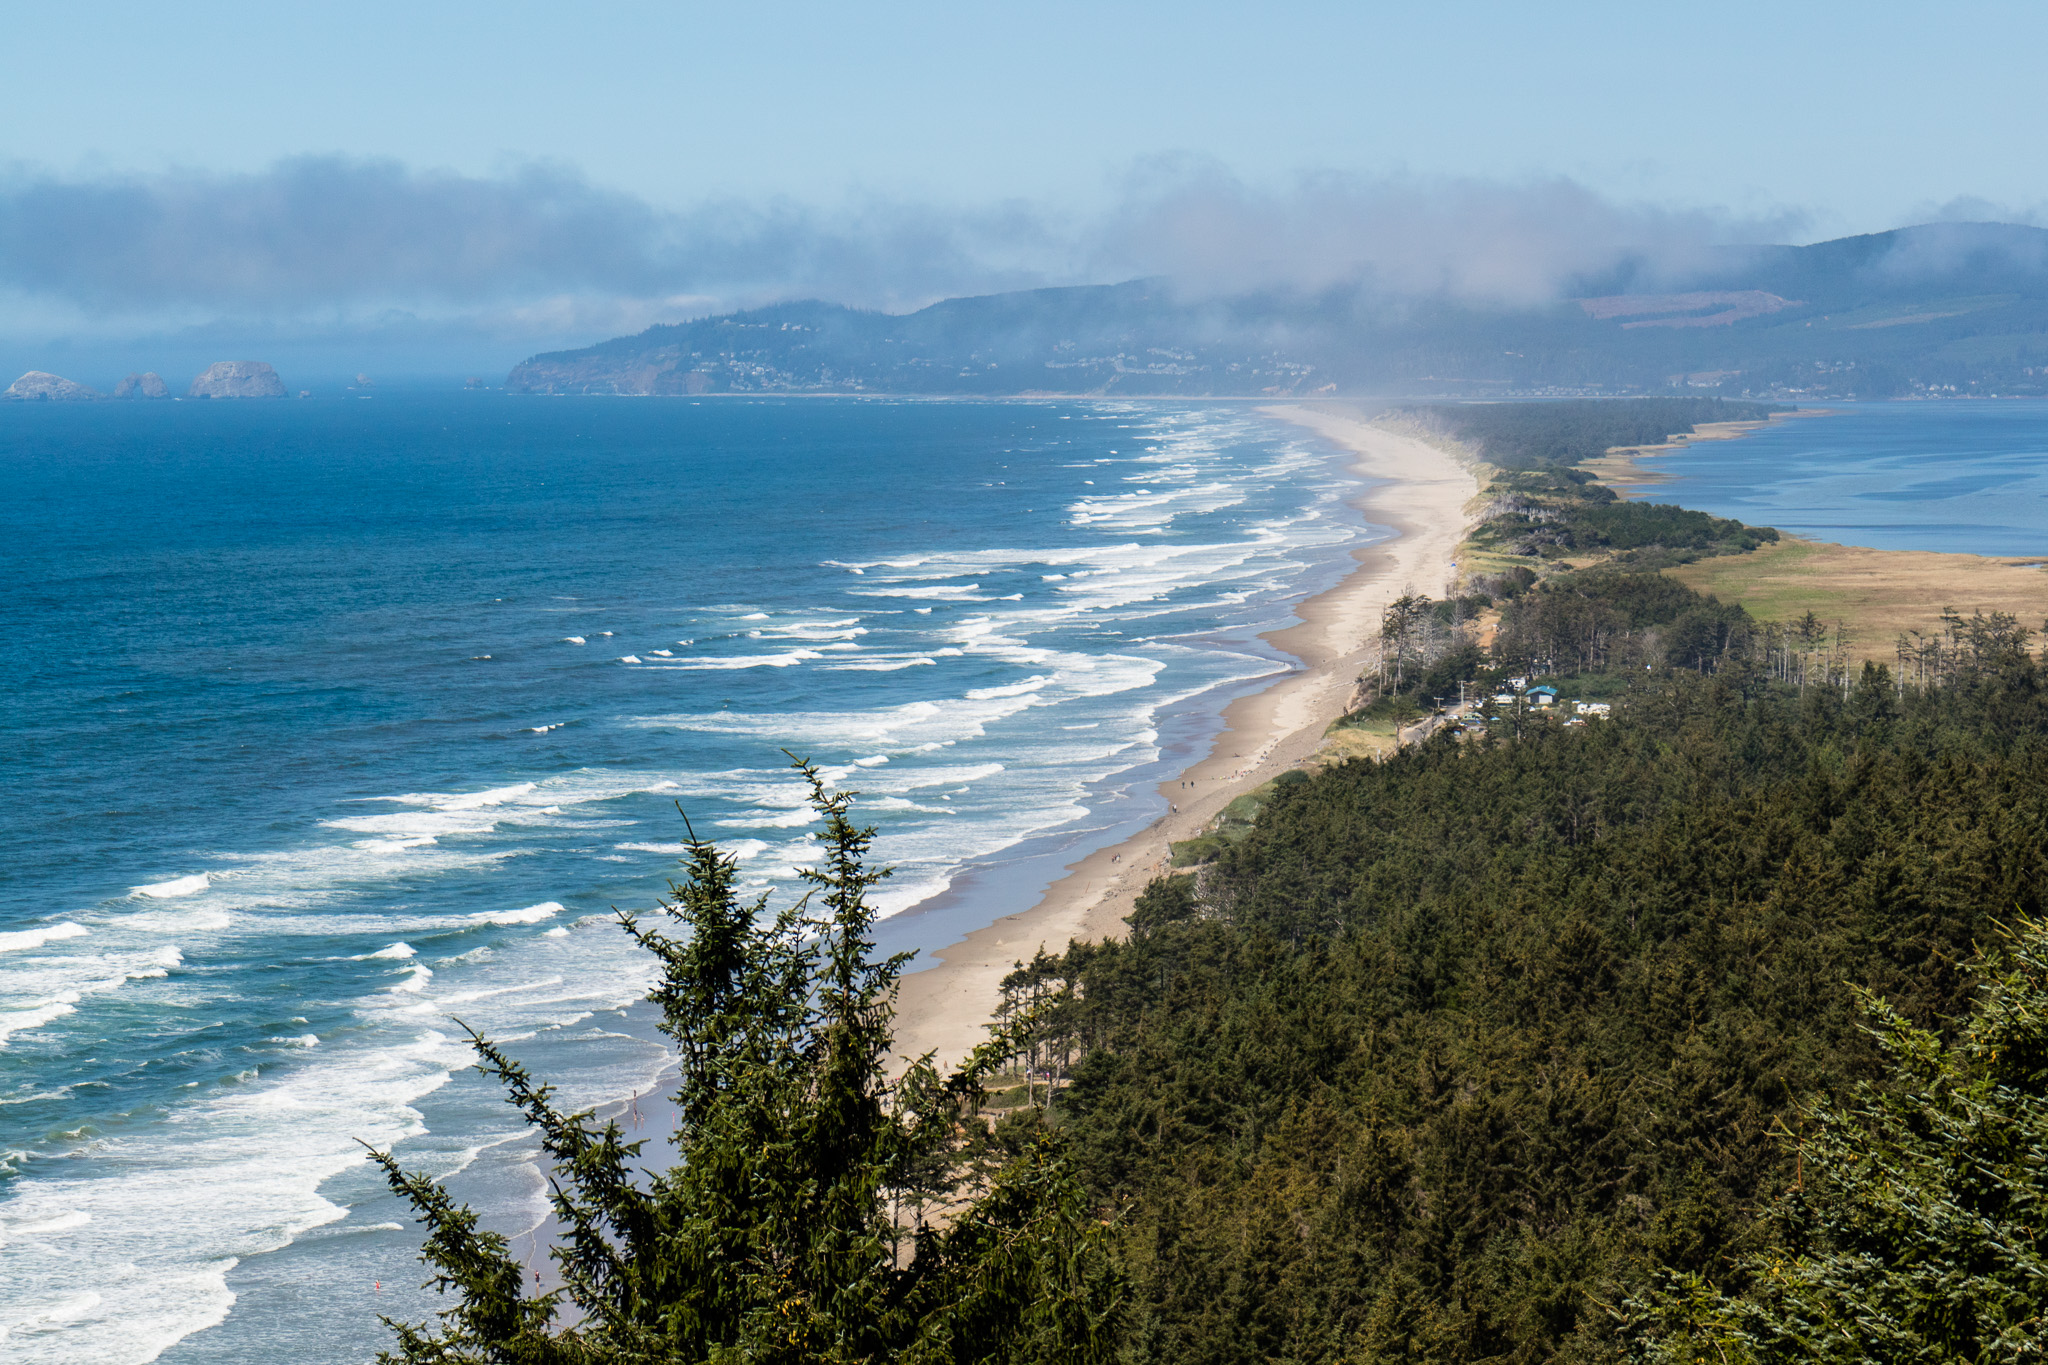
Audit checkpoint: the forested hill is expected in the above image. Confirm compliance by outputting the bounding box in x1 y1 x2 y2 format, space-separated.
1007 620 2048 1363
509 221 2048 400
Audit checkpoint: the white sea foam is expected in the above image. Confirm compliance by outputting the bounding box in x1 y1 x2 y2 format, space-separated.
1 771 707 1352
0 944 186 1050
132 873 209 899
118 905 231 934
3 1211 91 1240
848 584 991 600
821 656 935 671
391 963 433 993
0 995 80 1046
429 783 538 811
0 923 87 954
0 892 673 1351
0 1022 466 1364
630 649 822 670
710 805 818 830
471 902 563 926
320 777 653 848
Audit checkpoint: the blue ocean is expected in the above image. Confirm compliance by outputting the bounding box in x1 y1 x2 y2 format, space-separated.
0 396 1373 1363
9 394 2040 1365
1649 399 2048 556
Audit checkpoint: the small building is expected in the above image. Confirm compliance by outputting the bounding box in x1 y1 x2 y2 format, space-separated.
1573 700 1612 718
1527 685 1559 706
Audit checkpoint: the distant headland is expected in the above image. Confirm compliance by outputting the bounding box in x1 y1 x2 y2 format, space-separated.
508 221 2048 402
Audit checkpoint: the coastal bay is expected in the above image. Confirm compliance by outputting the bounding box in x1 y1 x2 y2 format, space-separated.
1590 401 2048 663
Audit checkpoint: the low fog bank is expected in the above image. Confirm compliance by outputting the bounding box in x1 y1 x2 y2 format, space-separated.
4 156 2045 384
0 157 1782 377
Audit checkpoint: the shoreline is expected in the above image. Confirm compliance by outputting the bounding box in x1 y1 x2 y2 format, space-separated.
1568 406 2046 650
888 405 1479 1071
1578 407 1832 497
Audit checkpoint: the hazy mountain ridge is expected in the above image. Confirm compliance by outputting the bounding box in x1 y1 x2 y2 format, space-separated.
509 223 2048 399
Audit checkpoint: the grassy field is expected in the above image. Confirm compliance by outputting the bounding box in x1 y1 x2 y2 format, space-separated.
1669 536 2048 661
1315 723 1398 764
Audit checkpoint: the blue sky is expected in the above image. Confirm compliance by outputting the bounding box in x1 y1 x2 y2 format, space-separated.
4 1 2046 376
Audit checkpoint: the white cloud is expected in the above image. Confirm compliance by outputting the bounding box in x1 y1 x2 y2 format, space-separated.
10 153 2006 365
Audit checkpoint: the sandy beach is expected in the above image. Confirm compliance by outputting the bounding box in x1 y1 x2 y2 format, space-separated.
887 406 1479 1070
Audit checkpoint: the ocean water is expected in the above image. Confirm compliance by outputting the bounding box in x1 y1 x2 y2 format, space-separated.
0 395 1376 1363
1648 399 2048 556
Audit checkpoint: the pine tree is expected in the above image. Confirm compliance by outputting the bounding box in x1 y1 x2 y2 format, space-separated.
367 757 1123 1363
1628 917 2048 1363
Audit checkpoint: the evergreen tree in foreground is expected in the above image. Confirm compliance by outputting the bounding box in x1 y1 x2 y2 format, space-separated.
1629 917 2048 1363
368 757 1122 1364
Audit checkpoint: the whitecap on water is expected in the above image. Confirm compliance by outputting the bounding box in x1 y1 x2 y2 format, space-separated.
0 995 82 1046
0 922 88 953
469 902 563 926
390 963 433 993
631 649 821 670
132 873 210 899
4 1210 92 1238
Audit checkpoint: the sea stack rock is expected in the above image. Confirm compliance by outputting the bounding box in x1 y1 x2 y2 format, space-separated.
188 361 287 399
4 371 99 401
114 371 172 399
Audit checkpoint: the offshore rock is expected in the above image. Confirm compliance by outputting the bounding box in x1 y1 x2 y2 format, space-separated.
115 371 172 399
188 361 287 398
4 371 99 401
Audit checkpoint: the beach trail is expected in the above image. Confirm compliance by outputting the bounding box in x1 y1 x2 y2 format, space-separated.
888 406 1479 1071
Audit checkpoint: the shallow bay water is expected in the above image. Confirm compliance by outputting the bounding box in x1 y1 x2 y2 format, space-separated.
1648 399 2048 556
